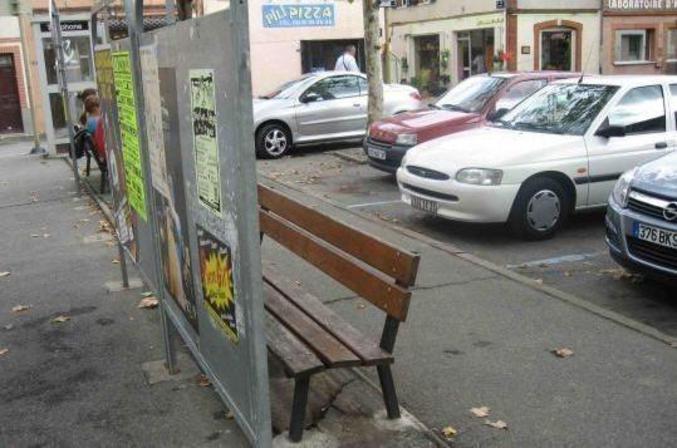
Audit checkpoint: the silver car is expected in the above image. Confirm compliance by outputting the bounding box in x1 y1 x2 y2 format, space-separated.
253 72 423 158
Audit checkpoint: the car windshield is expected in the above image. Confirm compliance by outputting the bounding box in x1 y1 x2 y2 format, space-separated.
435 76 507 113
496 83 620 135
260 75 314 99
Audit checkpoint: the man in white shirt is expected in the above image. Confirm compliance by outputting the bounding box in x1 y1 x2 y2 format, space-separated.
334 45 360 72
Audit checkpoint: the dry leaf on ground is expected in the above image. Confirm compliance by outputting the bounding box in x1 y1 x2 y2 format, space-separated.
485 419 508 430
196 374 211 387
11 304 31 313
138 296 159 309
0 348 8 357
0 271 10 278
441 426 457 439
140 291 154 297
470 406 491 418
31 234 40 238
225 410 235 420
552 347 575 358
112 258 120 264
43 233 51 238
4 324 14 331
52 315 71 324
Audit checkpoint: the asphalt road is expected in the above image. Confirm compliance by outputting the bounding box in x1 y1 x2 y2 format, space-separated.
257 145 677 339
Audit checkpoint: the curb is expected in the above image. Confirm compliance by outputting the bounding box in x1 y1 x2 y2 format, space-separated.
260 174 677 349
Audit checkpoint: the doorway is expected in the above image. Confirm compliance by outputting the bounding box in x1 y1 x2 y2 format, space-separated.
457 29 495 81
540 29 573 71
301 39 365 73
0 53 24 134
413 34 440 93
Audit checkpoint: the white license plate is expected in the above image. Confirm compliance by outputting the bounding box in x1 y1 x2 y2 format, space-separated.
368 147 386 160
634 223 677 250
411 196 438 215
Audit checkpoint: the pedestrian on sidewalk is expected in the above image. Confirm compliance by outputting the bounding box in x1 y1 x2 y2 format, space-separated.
334 45 360 72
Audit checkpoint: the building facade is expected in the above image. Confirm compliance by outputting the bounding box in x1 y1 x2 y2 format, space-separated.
601 0 677 75
385 0 603 91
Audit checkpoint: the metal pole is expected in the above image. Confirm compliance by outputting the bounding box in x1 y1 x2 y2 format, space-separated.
17 1 47 156
50 0 80 192
124 0 177 374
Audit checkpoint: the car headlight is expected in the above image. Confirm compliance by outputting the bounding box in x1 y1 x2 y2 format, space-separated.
396 133 417 146
611 168 636 208
456 168 503 186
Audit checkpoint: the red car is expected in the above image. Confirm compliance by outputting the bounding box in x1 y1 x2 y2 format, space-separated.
364 71 579 173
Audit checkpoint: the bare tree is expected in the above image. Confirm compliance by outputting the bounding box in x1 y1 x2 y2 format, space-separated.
362 0 384 126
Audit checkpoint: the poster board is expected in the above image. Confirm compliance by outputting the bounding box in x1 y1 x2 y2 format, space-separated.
95 5 271 446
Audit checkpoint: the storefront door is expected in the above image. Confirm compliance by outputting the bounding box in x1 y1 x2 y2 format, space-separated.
541 29 573 71
0 53 24 134
34 16 96 154
414 34 440 93
457 35 471 81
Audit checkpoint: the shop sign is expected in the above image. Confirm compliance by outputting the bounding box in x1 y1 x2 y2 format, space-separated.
606 0 677 10
476 17 505 27
262 4 335 28
40 21 88 33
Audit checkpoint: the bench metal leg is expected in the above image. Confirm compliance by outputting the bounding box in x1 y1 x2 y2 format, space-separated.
377 365 401 419
289 376 310 443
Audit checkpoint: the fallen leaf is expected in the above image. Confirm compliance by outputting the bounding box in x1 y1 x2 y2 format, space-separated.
196 374 211 387
0 348 8 357
138 296 159 309
470 406 491 418
441 426 457 439
140 291 154 297
4 324 14 331
534 278 544 285
0 271 10 278
564 271 572 277
31 234 40 238
225 410 234 420
552 347 574 358
112 258 120 264
485 419 508 430
356 303 366 310
43 233 51 238
52 315 71 324
11 304 31 313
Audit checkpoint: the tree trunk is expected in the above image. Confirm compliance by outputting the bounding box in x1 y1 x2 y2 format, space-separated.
363 0 384 127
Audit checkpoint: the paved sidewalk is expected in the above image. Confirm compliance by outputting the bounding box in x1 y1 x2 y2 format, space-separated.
260 178 677 448
0 143 249 447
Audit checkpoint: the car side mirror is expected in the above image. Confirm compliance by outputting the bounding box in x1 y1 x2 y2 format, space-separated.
301 92 321 103
488 108 509 122
596 124 626 139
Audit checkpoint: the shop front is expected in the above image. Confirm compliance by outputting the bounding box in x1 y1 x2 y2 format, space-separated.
389 12 505 90
602 1 677 75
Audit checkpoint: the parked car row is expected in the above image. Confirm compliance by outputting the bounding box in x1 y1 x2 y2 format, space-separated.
254 71 677 281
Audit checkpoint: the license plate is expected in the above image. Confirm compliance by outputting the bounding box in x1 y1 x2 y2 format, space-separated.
367 147 386 160
634 223 677 250
411 196 438 215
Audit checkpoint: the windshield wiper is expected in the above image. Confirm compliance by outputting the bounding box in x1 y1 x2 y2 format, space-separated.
428 103 442 110
440 103 470 113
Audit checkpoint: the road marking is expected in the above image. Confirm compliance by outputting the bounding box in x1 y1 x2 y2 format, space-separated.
506 251 605 269
347 199 402 209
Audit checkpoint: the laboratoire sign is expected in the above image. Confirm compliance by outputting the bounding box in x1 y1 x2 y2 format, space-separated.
262 3 335 28
606 0 677 9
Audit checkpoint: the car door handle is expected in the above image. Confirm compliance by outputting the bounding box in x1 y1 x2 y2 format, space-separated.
655 142 668 149
353 103 361 107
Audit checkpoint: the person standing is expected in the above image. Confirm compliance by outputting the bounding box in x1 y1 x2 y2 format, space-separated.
334 45 360 72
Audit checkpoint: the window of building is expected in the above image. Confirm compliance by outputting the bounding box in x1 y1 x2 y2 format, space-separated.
608 85 665 135
667 29 677 63
614 30 654 64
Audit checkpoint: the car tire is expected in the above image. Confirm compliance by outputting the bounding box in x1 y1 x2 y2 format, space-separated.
256 123 292 159
508 177 570 241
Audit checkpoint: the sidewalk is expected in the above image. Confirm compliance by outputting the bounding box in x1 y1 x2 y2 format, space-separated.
260 178 677 448
0 142 249 447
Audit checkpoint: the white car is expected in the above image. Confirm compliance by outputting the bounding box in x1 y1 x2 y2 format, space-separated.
253 72 423 158
397 76 677 239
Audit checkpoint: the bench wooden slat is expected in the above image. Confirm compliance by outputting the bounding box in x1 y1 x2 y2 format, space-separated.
260 209 412 322
264 283 362 368
258 184 420 287
263 265 393 366
264 313 325 377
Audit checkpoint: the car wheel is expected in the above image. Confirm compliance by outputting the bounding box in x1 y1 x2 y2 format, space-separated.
509 177 570 241
256 124 292 159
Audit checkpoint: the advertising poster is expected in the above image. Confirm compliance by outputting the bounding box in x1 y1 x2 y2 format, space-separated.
94 48 138 260
112 51 147 221
157 67 199 331
140 44 170 199
197 226 238 344
189 69 222 215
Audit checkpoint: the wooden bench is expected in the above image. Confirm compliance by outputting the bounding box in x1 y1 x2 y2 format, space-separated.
258 184 420 442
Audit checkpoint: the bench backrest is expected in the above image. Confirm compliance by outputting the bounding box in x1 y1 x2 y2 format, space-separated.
258 184 420 322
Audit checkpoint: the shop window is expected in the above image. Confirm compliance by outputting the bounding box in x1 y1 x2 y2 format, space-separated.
541 30 572 71
608 85 665 135
667 30 677 62
43 36 93 84
614 30 654 63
